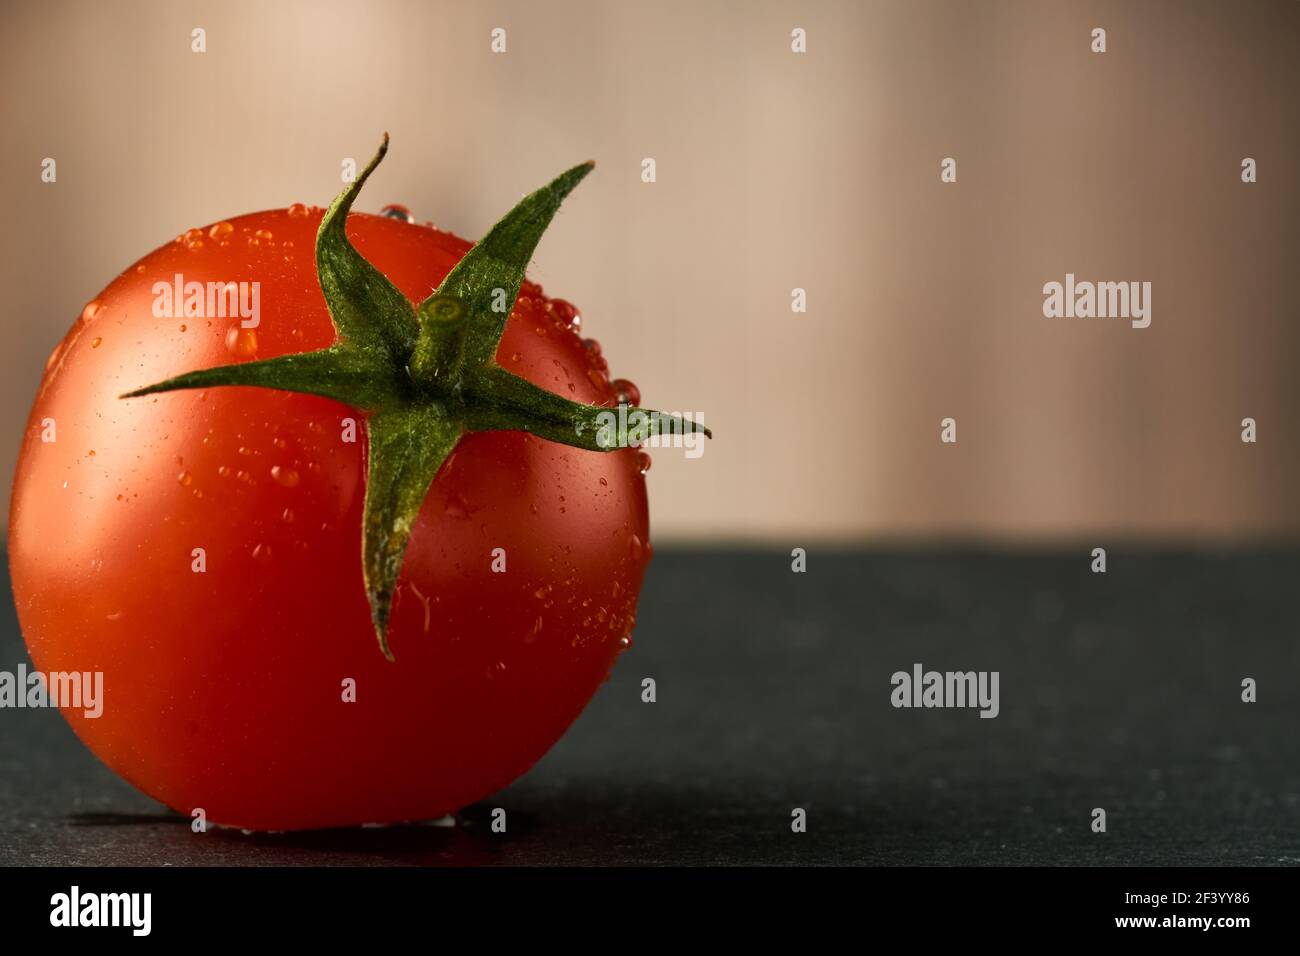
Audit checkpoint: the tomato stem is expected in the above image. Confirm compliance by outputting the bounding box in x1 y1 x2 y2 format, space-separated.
122 137 710 659
409 295 467 389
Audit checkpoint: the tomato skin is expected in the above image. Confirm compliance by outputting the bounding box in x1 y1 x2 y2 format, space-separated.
8 210 650 830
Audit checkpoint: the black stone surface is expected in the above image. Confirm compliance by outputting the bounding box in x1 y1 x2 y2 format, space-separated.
2 547 1298 866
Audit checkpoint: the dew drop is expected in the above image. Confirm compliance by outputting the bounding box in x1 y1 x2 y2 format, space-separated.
287 203 308 218
177 471 193 487
254 228 274 241
270 465 300 488
208 221 234 240
81 300 104 323
546 298 581 330
628 534 644 560
636 451 652 474
599 477 608 487
445 493 470 519
225 326 259 358
91 336 103 349
281 507 295 523
252 543 273 563
381 204 415 223
612 379 641 407
217 465 231 477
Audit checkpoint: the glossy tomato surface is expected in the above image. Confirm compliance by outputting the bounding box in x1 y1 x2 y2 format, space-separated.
8 208 650 830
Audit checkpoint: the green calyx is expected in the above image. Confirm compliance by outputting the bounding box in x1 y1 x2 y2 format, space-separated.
122 134 711 660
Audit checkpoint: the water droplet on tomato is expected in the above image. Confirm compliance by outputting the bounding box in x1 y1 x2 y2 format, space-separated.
252 543 273 563
270 465 300 488
282 507 295 523
91 336 103 349
81 300 103 324
612 379 641 407
286 203 309 218
445 493 470 519
599 476 608 487
546 298 581 330
254 229 274 241
636 450 652 474
381 204 415 223
225 326 258 358
618 634 633 651
628 533 644 560
208 221 234 240
177 471 193 487
217 465 231 477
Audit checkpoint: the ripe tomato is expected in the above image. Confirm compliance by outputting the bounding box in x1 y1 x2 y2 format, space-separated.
9 207 651 830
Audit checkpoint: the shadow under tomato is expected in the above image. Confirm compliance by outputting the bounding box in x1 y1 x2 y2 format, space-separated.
65 805 536 866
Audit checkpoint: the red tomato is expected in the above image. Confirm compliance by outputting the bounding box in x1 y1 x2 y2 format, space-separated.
8 209 650 830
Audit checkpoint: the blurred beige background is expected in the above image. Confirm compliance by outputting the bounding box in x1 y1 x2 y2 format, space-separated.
2 0 1297 543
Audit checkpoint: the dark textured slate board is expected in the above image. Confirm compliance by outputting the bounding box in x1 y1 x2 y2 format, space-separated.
2 547 1298 866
